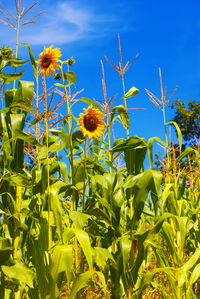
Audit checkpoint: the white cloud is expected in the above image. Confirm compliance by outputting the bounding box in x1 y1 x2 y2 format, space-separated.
57 2 93 31
3 0 118 46
0 0 134 47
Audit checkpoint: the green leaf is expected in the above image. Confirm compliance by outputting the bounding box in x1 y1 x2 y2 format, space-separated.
93 247 115 269
69 271 107 298
77 97 102 110
112 105 130 129
54 82 72 88
64 71 76 84
124 144 147 175
14 80 34 106
131 213 173 285
135 267 176 297
120 235 132 273
166 121 183 152
7 114 25 170
74 229 93 270
147 137 167 168
68 211 91 229
5 129 41 146
49 245 73 299
2 263 35 288
187 263 200 297
5 89 16 107
182 248 200 273
50 161 68 182
162 222 180 264
0 238 13 265
176 147 196 162
31 239 49 298
72 130 84 144
49 181 65 241
10 173 32 187
6 59 28 67
0 107 9 113
112 135 146 152
123 169 162 226
20 43 37 78
124 86 139 99
69 271 94 298
0 71 24 84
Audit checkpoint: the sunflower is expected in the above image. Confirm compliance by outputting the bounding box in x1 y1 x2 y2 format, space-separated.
36 45 61 77
79 105 106 139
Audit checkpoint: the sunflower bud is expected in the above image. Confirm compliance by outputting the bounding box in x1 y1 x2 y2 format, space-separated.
54 73 61 80
67 57 75 66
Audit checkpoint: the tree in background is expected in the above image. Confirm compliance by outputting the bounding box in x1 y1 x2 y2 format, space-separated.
154 99 199 169
170 99 200 145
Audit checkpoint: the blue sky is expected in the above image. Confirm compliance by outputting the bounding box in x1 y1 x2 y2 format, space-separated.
0 0 199 147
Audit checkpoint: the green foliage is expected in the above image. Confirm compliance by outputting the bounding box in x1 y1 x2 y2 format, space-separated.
0 28 199 299
170 99 200 143
124 86 139 99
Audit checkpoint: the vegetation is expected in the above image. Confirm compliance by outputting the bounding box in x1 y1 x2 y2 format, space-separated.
170 99 200 145
0 1 199 298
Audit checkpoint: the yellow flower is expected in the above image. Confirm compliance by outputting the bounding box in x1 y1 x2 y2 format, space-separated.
79 105 106 139
36 45 61 77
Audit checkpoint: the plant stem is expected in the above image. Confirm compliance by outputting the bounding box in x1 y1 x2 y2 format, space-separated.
82 138 87 210
0 270 5 298
13 14 20 89
121 76 130 138
42 75 51 251
16 185 22 217
106 109 112 173
13 184 22 261
127 289 131 299
60 63 76 210
35 67 40 143
162 105 171 184
162 105 170 164
13 235 20 261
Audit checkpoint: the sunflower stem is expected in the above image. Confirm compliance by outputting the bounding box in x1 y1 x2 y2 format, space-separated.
42 75 51 253
35 66 40 142
35 67 42 211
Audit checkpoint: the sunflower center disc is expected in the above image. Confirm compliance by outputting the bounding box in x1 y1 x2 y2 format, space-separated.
83 115 98 132
42 55 51 68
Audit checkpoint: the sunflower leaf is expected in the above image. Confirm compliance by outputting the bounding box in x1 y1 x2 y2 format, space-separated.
64 71 76 84
20 43 37 79
0 71 25 84
77 97 102 110
124 86 139 99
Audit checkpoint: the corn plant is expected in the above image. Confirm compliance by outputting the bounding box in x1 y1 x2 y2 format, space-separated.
0 1 199 298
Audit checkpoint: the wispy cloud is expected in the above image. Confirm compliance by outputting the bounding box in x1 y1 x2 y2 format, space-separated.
0 0 122 46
